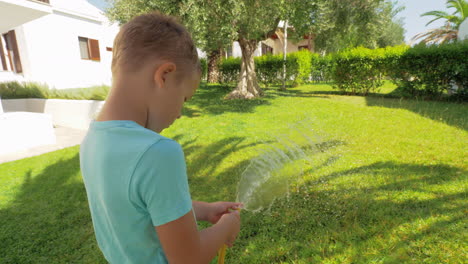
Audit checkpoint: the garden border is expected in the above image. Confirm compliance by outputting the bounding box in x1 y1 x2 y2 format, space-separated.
1 98 104 130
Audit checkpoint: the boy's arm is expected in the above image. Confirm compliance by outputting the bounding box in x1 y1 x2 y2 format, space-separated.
192 201 242 223
156 209 240 264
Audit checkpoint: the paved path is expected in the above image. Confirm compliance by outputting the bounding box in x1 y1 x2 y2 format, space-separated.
0 126 87 164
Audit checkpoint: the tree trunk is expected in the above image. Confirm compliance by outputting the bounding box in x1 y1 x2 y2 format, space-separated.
226 38 262 99
207 49 221 83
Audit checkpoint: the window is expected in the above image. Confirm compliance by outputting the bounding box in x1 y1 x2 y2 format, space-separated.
261 43 273 55
298 45 310 51
0 36 7 71
78 37 100 61
1 31 22 73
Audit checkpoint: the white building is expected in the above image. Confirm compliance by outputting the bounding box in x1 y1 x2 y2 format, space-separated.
459 19 468 41
0 0 119 89
226 21 313 58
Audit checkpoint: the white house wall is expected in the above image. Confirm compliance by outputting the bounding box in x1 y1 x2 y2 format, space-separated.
263 38 309 55
15 11 118 89
230 38 309 58
230 41 270 58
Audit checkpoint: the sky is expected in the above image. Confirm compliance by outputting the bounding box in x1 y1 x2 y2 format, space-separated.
395 0 454 43
87 0 455 44
87 0 108 11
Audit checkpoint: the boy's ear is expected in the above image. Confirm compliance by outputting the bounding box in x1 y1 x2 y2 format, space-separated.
153 62 176 89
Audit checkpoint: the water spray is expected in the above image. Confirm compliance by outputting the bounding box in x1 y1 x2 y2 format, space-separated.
217 120 321 263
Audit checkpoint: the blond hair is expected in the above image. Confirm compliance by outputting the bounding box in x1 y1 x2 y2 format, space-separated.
112 12 200 77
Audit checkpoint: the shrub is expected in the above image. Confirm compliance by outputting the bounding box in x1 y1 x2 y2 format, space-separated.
330 46 408 95
254 54 284 86
0 81 110 100
254 54 298 86
200 58 208 81
288 50 313 85
219 50 314 88
391 41 468 99
0 82 48 99
219 57 241 86
311 54 334 83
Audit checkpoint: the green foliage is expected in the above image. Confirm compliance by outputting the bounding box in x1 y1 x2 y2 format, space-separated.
330 45 408 94
0 81 48 99
216 42 464 100
253 54 285 86
288 50 313 85
0 82 110 100
312 0 406 53
254 54 298 87
391 41 468 98
219 57 241 86
310 54 334 82
200 58 208 81
219 50 313 88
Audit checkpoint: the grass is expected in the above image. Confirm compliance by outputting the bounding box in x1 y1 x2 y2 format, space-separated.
0 82 466 263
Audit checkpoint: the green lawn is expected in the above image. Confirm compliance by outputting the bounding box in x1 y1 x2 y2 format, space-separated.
0 83 466 263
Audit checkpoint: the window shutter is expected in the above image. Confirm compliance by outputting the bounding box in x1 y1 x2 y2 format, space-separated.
8 30 22 73
0 37 7 71
88 39 100 61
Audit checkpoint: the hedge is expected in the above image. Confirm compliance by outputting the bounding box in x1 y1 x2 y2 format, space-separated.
216 41 467 100
329 42 468 98
200 58 208 81
330 45 408 95
390 42 468 98
0 81 109 100
219 50 313 87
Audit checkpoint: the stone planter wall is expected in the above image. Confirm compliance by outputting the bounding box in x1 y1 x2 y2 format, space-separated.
1 98 105 130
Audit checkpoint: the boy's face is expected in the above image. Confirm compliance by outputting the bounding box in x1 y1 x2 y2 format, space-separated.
150 68 200 133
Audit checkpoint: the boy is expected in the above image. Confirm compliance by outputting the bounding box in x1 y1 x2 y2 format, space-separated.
80 12 241 264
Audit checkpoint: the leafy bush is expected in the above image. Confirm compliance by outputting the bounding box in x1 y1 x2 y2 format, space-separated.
201 42 468 101
200 58 208 81
218 57 241 86
289 50 313 85
254 54 284 86
311 54 334 83
254 54 298 86
219 50 313 88
0 81 110 100
0 81 49 99
390 41 468 99
330 45 408 95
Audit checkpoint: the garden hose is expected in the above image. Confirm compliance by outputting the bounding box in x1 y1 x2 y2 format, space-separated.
218 244 227 264
217 208 241 264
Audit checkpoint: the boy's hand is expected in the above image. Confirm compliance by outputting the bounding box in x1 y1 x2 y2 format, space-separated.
206 202 242 224
218 210 241 247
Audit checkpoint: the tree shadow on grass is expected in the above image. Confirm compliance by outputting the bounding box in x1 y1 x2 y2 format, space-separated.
0 152 106 264
0 134 346 264
365 96 467 131
182 83 270 117
266 87 340 98
232 161 467 263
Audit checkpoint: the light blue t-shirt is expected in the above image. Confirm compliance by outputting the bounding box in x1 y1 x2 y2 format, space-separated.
80 120 192 263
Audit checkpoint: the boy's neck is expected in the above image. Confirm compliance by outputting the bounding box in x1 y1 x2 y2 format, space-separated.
96 81 148 128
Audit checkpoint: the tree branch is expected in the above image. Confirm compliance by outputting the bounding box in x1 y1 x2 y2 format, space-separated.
265 17 281 39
